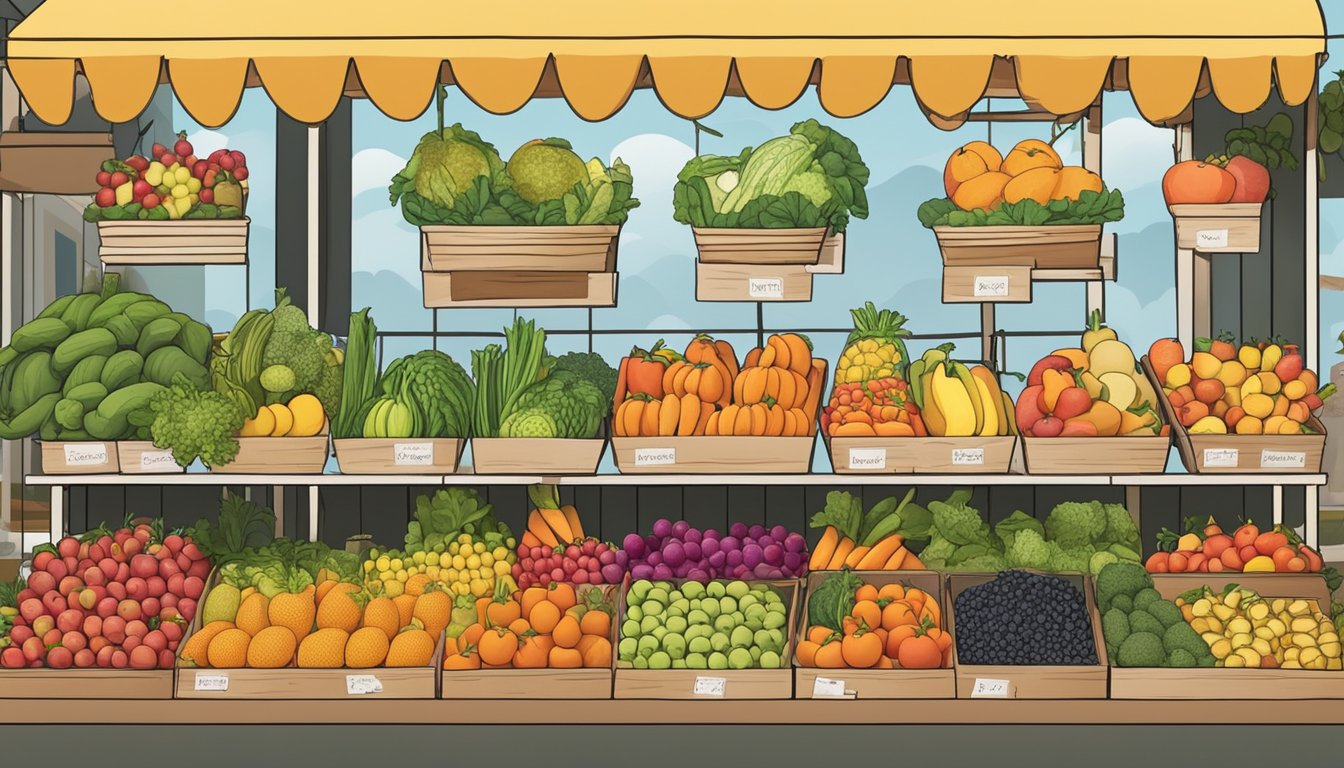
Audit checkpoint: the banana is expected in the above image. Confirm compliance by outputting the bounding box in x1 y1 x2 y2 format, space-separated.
920 367 947 436
1001 392 1019 436
908 359 927 409
948 361 984 435
969 365 1007 436
930 363 976 436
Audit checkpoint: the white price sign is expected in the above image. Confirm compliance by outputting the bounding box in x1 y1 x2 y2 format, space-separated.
952 448 985 466
139 450 178 472
634 448 676 467
847 448 886 470
1260 450 1306 469
1202 448 1239 468
63 443 108 467
748 277 785 299
811 677 847 698
693 676 726 697
970 678 1012 698
346 675 383 695
194 674 229 692
1195 229 1230 250
394 442 435 466
973 275 1010 298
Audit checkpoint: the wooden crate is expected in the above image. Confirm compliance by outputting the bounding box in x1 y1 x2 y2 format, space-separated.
614 579 799 700
0 132 113 195
793 571 955 699
441 584 616 699
420 225 619 273
692 227 827 265
212 430 329 474
933 224 1103 269
422 270 617 308
0 668 173 700
942 265 1033 303
116 441 185 474
1021 435 1169 475
469 434 607 475
1142 356 1325 473
333 437 463 474
97 218 250 265
612 435 816 474
1169 203 1262 253
38 440 118 474
823 434 1016 474
1110 574 1344 699
946 572 1107 699
695 262 813 302
807 233 845 275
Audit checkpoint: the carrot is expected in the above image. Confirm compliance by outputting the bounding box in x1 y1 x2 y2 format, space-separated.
521 530 542 550
561 505 584 541
826 538 855 570
882 546 909 570
527 512 559 549
856 534 904 570
538 507 574 545
810 526 839 571
901 554 926 570
843 545 871 568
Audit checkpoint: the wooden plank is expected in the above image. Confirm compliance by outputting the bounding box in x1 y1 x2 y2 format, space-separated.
333 438 464 474
934 225 1102 269
422 271 616 308
39 441 118 474
469 435 607 475
0 132 114 195
97 218 250 266
942 265 1032 303
440 668 613 699
611 436 816 474
116 441 185 475
0 668 173 699
824 435 1017 474
212 434 330 474
1170 203 1264 252
421 225 619 273
806 233 845 275
692 227 827 265
695 262 813 302
1021 436 1170 475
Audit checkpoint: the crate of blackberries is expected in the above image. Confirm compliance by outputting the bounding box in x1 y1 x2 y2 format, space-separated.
946 570 1108 699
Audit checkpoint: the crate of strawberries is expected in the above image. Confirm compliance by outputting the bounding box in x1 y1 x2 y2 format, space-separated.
84 131 251 266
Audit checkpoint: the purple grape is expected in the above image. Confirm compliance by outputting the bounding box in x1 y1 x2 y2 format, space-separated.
703 528 721 541
756 536 775 551
708 551 727 569
622 534 646 559
682 541 702 562
729 523 748 539
763 544 783 566
631 564 654 580
615 550 629 568
732 564 749 579
646 550 663 566
767 567 784 579
601 564 624 583
783 552 802 572
598 549 616 566
720 536 740 553
672 561 691 578
742 544 764 569
686 568 709 583
769 525 788 542
672 521 691 538
753 563 774 579
783 533 806 554
663 541 686 568
645 534 661 551
726 549 743 568
652 519 674 539
652 563 674 580
748 524 766 540
700 538 720 557
683 528 702 545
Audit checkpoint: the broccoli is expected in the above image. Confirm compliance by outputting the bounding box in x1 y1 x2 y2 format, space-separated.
1133 588 1162 612
1046 542 1092 574
994 510 1044 550
929 491 995 548
1196 654 1217 668
1162 620 1209 658
1116 631 1167 667
1101 607 1131 647
500 407 558 438
1095 562 1152 613
551 351 619 409
1006 528 1051 570
259 364 296 394
1167 648 1197 668
1045 500 1107 549
1147 600 1185 629
1110 594 1133 613
260 290 341 416
1089 550 1119 576
1127 609 1165 637
951 553 1008 572
1099 503 1142 550
149 373 245 468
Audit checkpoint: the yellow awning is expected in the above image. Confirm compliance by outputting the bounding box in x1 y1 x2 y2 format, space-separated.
6 1 1327 128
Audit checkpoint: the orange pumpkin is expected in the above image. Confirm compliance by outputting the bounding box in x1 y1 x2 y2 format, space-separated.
664 361 729 407
733 367 809 410
478 627 519 667
756 333 813 378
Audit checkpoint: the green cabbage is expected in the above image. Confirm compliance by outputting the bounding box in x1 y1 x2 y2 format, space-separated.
501 370 604 439
389 123 505 213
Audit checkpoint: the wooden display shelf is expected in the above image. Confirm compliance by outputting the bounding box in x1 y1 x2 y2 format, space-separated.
116 441 185 475
212 430 330 474
0 668 173 699
1169 203 1262 253
695 262 813 302
38 440 118 474
97 218 250 265
611 436 816 474
934 224 1103 269
333 437 464 475
422 271 617 308
1021 434 1170 475
823 434 1016 474
692 227 828 265
0 131 114 195
470 434 607 475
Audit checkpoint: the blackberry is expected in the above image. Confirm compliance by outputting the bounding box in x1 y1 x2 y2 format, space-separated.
953 570 1099 665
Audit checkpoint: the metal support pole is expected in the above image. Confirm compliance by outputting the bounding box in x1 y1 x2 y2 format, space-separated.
308 486 320 543
1082 103 1105 318
1174 123 1197 352
48 485 63 539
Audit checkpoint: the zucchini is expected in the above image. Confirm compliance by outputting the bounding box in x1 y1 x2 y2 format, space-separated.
10 351 60 413
0 392 60 439
122 300 170 331
58 293 101 333
9 317 72 353
54 398 85 431
100 350 144 391
52 328 118 374
56 428 92 441
35 294 76 321
102 314 139 347
62 354 108 396
143 346 208 390
65 382 109 410
175 320 213 366
85 381 164 440
135 316 182 358
39 413 58 441
87 292 153 328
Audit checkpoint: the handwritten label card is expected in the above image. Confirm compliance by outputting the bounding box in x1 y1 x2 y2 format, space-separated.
1195 229 1230 250
693 676 726 697
970 678 1012 698
973 275 1010 298
634 448 676 467
194 674 229 692
952 448 985 466
63 443 108 467
1202 448 1239 468
346 675 383 695
394 442 434 466
748 277 785 299
1260 450 1306 469
812 677 847 698
848 448 886 470
139 450 178 472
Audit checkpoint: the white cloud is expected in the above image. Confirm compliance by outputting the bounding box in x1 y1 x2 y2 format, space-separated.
609 133 694 204
1101 117 1175 194
352 148 407 198
185 129 230 155
644 313 690 330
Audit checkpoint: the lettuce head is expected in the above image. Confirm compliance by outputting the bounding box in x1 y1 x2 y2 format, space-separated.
390 123 504 210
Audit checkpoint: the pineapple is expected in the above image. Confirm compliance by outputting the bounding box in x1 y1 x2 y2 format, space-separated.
297 628 349 668
835 302 912 385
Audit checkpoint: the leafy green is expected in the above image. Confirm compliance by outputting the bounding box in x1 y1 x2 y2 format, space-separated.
389 123 505 212
186 492 276 566
551 352 619 410
471 317 546 438
260 289 342 417
379 349 475 438
503 370 604 439
808 570 863 632
150 372 246 469
916 188 1126 228
810 491 864 542
995 510 1045 550
332 307 378 439
1222 114 1298 174
406 488 510 554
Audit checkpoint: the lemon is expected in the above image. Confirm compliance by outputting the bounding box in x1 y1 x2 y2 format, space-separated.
384 580 405 598
492 547 509 561
473 542 486 555
396 570 409 583
376 556 390 571
466 554 481 570
458 534 472 545
425 552 440 567
452 555 466 570
493 561 511 576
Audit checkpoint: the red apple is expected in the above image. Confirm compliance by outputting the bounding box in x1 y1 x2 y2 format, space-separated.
74 649 95 668
27 570 55 595
1226 155 1271 203
82 615 103 638
61 631 87 652
126 577 148 601
106 581 126 601
125 619 148 639
96 597 118 618
57 537 79 559
95 170 112 187
42 592 66 615
58 576 83 596
140 597 160 618
46 646 72 669
130 554 157 579
102 616 127 644
146 576 166 598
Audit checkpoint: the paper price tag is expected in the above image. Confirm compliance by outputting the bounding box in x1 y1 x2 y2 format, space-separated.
952 448 985 466
971 678 1011 698
194 674 229 692
748 277 785 299
634 448 676 467
346 675 383 695
1261 450 1306 469
139 450 178 472
693 676 726 697
848 448 886 470
393 442 434 466
63 443 108 467
1202 448 1239 468
812 677 847 698
973 275 1010 298
1196 229 1230 249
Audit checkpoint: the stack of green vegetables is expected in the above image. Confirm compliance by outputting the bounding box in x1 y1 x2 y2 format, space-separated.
0 272 214 443
673 120 870 233
332 307 475 440
916 192 1126 229
915 491 1142 576
389 116 639 227
404 487 512 554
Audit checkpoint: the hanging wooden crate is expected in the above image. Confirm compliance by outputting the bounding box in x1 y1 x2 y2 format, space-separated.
0 132 114 195
211 428 330 474
692 227 827 265
793 571 955 699
1021 434 1169 475
808 232 846 275
38 440 118 474
470 432 608 475
333 437 464 474
933 224 1103 269
97 218 250 266
1110 574 1344 700
419 225 619 308
691 227 828 302
823 434 1017 474
946 572 1107 700
1141 357 1325 473
695 262 813 302
942 265 1034 303
1169 203 1262 253
116 441 185 475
